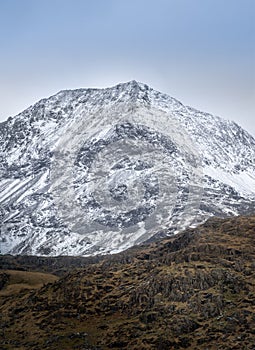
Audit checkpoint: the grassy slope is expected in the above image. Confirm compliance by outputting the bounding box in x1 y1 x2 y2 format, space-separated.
0 270 58 296
0 215 255 349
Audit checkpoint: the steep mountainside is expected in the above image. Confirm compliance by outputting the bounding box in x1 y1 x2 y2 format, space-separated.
0 215 255 349
0 81 255 256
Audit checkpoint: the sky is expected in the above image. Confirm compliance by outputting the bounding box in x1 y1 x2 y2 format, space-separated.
0 0 254 136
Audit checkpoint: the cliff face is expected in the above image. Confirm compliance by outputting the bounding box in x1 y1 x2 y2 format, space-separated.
1 215 255 349
1 81 255 256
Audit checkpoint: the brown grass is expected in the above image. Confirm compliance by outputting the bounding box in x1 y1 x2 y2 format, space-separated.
0 270 58 296
0 215 255 349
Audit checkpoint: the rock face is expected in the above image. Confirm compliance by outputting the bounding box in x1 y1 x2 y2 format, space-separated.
0 80 255 256
1 215 255 349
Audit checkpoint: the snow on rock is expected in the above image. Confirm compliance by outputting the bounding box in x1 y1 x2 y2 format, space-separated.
0 81 255 256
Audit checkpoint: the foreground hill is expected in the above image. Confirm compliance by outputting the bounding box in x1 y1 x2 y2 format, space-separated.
0 215 255 349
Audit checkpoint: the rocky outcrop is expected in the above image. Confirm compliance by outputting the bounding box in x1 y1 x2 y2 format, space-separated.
1 215 255 349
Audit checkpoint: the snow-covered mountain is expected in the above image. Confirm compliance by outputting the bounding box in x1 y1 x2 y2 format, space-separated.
0 81 255 256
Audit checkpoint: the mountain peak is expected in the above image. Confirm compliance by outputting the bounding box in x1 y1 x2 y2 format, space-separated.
110 79 151 98
0 82 255 256
115 79 147 89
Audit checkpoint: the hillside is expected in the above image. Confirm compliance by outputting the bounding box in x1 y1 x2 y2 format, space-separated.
1 81 255 256
0 270 58 297
0 215 255 349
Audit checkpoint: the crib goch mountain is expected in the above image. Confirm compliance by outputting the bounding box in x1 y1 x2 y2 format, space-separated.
0 81 255 256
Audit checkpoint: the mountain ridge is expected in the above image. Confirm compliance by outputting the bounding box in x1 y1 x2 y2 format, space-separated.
0 81 255 256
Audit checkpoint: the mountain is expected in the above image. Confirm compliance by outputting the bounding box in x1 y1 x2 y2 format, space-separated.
1 215 255 349
0 80 255 256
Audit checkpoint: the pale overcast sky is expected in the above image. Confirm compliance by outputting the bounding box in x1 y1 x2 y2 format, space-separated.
0 0 254 136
